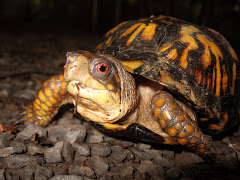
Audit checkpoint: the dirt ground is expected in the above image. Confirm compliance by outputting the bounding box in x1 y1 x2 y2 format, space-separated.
0 29 240 180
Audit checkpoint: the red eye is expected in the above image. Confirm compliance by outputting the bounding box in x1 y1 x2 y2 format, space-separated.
97 63 109 74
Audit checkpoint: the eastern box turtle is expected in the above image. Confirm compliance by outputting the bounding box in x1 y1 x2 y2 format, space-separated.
22 15 240 159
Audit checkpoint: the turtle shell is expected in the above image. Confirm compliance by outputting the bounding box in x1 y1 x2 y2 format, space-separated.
95 15 240 134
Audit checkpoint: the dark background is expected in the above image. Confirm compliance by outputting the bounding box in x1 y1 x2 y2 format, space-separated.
0 0 239 53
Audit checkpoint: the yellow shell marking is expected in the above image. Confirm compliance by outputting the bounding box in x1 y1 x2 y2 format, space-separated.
105 36 112 45
197 34 223 97
167 48 178 60
231 62 237 95
126 23 146 47
229 46 238 61
210 112 229 131
159 42 174 53
179 26 199 70
120 60 144 73
105 21 127 36
141 23 157 41
221 65 228 93
118 23 142 39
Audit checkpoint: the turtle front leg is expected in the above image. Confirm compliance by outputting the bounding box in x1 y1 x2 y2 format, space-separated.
22 74 73 126
151 91 213 157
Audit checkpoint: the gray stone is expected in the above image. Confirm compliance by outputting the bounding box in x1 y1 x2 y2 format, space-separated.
64 130 86 144
129 147 152 160
91 144 111 157
89 156 109 177
35 176 48 180
159 150 175 159
0 169 5 180
120 165 133 177
22 171 34 180
69 165 95 178
110 146 127 162
27 144 45 155
35 165 53 178
47 135 58 145
74 153 88 164
103 136 117 144
16 123 47 140
136 143 151 150
47 125 86 142
53 141 64 150
213 141 231 155
72 143 90 156
0 154 44 169
0 147 18 157
49 164 68 176
62 143 74 164
88 135 104 144
137 160 154 174
14 89 36 100
0 133 12 148
166 167 182 179
44 147 62 163
174 152 204 168
152 153 173 168
10 174 20 180
10 141 27 151
126 149 135 160
98 175 113 180
50 175 83 180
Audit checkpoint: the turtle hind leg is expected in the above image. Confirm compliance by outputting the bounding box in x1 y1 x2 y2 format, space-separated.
22 74 72 126
151 91 213 158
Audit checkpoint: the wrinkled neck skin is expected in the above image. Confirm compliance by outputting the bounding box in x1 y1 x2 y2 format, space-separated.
109 58 139 122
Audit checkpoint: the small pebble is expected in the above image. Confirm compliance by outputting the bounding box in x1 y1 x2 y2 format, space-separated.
69 165 95 178
120 166 133 177
0 133 12 148
91 144 111 157
166 167 182 179
129 147 152 160
62 143 74 164
88 135 104 144
73 153 88 164
44 148 62 163
16 123 47 140
137 160 153 174
110 145 127 162
27 144 45 155
50 175 83 180
35 165 53 178
89 156 109 177
136 143 151 150
152 153 173 168
72 143 90 156
64 130 86 144
174 152 203 168
1 154 44 169
0 169 5 180
53 141 64 150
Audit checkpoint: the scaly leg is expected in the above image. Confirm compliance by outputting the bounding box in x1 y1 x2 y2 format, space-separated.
151 91 213 157
22 74 72 126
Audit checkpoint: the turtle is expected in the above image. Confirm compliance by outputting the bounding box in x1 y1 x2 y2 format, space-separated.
22 15 240 159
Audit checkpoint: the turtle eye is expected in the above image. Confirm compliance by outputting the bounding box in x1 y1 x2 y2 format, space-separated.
97 63 109 75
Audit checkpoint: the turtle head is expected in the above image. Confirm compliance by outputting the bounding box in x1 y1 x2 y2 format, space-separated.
64 51 138 123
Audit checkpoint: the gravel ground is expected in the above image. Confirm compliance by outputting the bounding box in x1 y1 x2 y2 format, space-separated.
0 31 240 180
